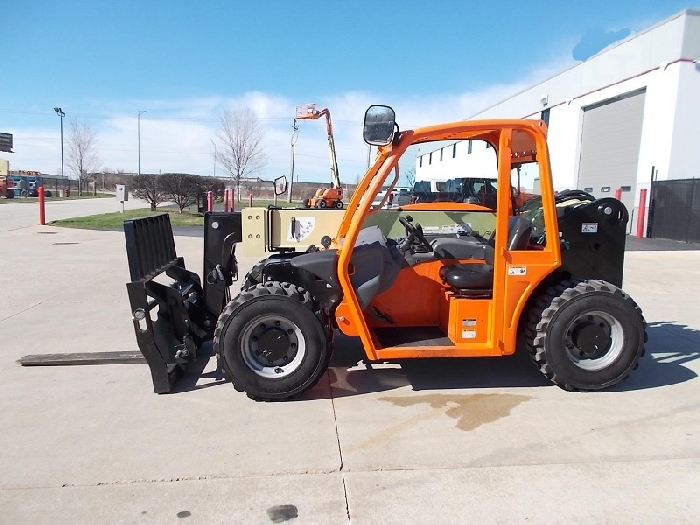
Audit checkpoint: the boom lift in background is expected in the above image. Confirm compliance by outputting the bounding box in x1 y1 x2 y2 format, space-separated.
296 104 344 209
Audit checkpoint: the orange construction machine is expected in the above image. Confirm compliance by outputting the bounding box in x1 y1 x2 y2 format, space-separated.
123 105 647 400
296 104 343 209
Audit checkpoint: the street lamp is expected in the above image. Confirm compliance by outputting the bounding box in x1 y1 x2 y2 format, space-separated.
138 110 147 176
53 107 65 185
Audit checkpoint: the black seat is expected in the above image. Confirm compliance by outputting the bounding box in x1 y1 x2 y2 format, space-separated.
439 217 533 293
439 263 493 290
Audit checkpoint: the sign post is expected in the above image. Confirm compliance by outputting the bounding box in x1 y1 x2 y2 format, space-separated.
116 184 128 213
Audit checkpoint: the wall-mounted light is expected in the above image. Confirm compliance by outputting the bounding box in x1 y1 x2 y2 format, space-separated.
540 93 548 106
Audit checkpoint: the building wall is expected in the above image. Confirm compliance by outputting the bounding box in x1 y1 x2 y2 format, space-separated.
668 62 700 180
417 10 697 218
416 140 497 181
472 10 690 121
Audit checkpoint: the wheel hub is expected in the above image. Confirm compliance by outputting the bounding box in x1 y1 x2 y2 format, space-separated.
240 314 305 378
570 317 611 358
257 328 292 362
564 310 624 372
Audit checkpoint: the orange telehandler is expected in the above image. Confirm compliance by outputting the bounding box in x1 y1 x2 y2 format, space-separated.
124 105 647 400
296 104 344 209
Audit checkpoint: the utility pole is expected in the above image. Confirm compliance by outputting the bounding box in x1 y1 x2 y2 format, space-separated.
287 119 298 203
138 110 147 176
53 107 65 189
210 138 217 177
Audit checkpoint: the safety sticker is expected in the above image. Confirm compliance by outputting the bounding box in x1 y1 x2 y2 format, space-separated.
508 266 527 276
287 217 316 241
581 223 598 233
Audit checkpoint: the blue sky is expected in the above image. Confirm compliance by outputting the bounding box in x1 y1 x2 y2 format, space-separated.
2 0 694 183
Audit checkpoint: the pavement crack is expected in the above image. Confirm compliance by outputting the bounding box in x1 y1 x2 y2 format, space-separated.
342 475 351 523
328 372 344 473
328 373 351 522
0 301 42 323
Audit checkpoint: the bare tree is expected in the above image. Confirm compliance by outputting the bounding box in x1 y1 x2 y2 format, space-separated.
215 107 266 202
66 120 101 196
404 168 416 188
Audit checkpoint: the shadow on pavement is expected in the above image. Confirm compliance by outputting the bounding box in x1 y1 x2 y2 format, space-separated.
613 321 699 391
305 335 552 401
171 322 699 398
311 322 700 399
172 341 230 393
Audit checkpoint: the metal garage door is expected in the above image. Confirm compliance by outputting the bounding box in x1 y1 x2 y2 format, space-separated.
577 89 646 217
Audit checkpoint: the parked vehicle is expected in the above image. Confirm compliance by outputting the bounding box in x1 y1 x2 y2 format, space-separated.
123 105 646 401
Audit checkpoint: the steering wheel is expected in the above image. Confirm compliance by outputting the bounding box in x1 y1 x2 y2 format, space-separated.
399 216 433 252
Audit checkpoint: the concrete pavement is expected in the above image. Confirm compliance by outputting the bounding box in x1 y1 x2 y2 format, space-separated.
0 211 699 523
0 195 153 232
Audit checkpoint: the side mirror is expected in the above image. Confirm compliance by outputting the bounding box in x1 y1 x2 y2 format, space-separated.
274 175 288 196
363 105 396 146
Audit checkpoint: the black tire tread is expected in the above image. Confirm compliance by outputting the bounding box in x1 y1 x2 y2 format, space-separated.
213 281 329 401
524 279 647 391
241 260 266 290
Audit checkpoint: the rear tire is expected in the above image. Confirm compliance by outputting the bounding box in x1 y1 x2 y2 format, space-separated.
525 279 647 391
319 200 327 209
334 200 343 209
214 281 330 401
303 199 311 208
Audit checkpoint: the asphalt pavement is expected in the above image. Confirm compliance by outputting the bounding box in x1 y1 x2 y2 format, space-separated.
0 200 699 524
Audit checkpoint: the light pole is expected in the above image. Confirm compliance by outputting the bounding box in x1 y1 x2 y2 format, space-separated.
210 138 216 177
138 110 147 176
53 107 65 188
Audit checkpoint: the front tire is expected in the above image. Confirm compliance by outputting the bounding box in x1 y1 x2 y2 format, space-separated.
319 200 327 209
334 200 343 209
525 279 646 391
214 281 330 401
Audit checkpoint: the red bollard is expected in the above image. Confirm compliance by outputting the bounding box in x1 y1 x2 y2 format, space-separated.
614 188 622 201
636 188 647 238
230 188 235 212
223 189 229 213
38 187 46 225
206 191 213 212
249 194 253 207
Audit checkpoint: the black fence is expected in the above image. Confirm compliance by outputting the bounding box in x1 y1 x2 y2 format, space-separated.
648 178 700 243
41 177 81 192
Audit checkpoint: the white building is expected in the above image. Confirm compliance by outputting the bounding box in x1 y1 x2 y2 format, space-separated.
416 9 700 234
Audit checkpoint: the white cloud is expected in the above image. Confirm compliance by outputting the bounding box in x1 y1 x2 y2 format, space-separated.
5 55 574 183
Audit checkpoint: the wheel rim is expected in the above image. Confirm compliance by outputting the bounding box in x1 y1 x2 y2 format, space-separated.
563 310 623 371
240 314 306 379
